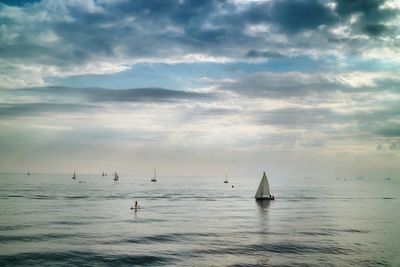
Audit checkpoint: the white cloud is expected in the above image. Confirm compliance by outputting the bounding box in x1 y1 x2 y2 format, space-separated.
0 0 399 89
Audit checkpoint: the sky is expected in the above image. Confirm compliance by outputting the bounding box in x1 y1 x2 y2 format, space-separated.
0 0 399 179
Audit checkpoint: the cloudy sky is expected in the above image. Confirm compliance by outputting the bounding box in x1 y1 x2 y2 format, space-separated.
0 0 399 178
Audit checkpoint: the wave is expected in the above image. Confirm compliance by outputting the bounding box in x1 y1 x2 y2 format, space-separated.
297 231 336 236
0 251 171 266
0 225 31 231
52 220 91 226
103 232 221 245
337 229 370 234
280 196 397 202
192 241 352 256
111 234 183 244
3 195 25 198
101 231 237 247
0 233 76 243
63 196 91 199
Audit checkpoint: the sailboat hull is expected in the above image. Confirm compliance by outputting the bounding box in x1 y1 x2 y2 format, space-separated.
255 196 275 200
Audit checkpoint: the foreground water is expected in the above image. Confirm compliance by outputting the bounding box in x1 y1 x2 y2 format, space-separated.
0 173 399 266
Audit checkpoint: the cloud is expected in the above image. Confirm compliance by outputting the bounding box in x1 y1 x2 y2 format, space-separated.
0 0 399 88
0 86 216 117
216 71 400 98
255 107 344 127
376 125 400 137
334 0 399 37
266 0 336 33
0 102 96 117
363 23 388 36
88 88 213 103
0 1 399 177
0 0 40 7
245 49 286 59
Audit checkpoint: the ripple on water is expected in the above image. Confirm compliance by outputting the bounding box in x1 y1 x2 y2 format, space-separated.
103 232 221 245
0 233 77 243
191 242 352 256
0 251 171 266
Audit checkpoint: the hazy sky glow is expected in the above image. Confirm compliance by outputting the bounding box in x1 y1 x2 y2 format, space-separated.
0 0 399 178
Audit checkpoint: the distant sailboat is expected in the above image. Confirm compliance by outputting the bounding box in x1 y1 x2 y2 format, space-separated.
102 172 105 177
151 167 157 182
72 172 76 180
255 171 274 200
27 171 30 176
224 174 229 183
114 172 119 181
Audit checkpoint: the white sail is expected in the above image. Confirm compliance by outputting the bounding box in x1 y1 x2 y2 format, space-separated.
255 172 270 197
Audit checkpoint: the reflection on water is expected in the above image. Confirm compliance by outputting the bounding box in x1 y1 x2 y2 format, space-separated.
255 199 271 266
256 199 272 210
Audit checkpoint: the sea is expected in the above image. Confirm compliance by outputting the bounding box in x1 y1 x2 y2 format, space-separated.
0 172 399 266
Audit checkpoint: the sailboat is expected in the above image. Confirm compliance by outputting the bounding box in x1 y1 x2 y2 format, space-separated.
224 174 228 183
255 171 275 200
72 172 76 180
114 172 119 181
151 167 157 182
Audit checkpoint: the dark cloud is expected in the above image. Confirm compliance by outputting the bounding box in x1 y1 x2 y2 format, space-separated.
335 0 397 36
0 0 399 88
363 24 388 36
88 88 213 103
220 72 345 98
0 0 40 7
245 49 286 59
0 85 217 119
376 125 400 137
0 103 96 117
268 0 336 33
240 0 336 32
2 86 215 106
335 0 384 15
218 71 400 99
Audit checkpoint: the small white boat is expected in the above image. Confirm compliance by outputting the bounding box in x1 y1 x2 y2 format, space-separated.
151 167 157 182
255 171 274 200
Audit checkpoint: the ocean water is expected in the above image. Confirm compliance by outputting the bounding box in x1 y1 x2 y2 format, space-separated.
0 173 399 267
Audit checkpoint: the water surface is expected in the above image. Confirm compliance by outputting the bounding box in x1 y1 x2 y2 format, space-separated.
0 173 399 266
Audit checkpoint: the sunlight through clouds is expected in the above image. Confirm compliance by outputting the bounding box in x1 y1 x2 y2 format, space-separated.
0 0 399 177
